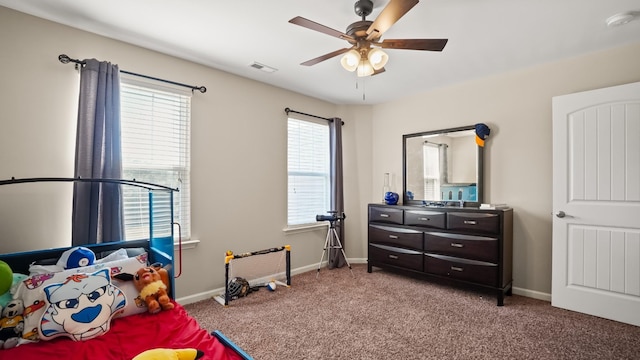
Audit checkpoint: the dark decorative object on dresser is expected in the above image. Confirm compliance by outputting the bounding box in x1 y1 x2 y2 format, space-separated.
367 204 513 306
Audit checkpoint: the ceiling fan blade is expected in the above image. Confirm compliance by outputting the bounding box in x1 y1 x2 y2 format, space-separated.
366 0 419 40
379 38 448 51
372 67 386 76
301 48 352 66
289 16 354 41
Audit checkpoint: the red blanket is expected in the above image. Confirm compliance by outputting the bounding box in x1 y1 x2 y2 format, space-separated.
1 302 245 360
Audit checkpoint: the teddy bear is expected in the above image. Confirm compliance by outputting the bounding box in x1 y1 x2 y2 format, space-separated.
0 299 24 349
116 264 174 314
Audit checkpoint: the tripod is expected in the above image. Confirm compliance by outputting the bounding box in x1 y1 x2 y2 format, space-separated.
317 219 354 278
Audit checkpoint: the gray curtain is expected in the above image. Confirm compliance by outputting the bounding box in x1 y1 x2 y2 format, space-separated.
439 143 448 185
72 59 124 245
328 117 346 269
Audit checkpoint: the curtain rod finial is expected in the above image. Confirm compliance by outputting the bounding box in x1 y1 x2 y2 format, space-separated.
59 54 70 64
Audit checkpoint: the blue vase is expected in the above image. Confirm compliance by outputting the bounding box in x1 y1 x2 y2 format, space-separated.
384 192 399 205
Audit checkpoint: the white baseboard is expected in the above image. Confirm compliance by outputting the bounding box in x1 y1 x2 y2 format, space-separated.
176 258 551 305
512 286 551 302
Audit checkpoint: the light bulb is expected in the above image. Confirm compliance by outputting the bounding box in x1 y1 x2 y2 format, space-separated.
356 59 374 77
368 48 388 70
340 50 360 72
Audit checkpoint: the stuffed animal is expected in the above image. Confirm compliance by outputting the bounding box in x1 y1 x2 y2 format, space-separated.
133 348 204 360
115 264 174 314
0 299 24 349
0 261 12 296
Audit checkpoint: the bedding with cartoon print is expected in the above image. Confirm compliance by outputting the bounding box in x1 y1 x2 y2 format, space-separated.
2 301 245 360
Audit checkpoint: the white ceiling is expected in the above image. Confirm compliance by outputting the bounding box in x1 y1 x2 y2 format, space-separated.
1 0 639 105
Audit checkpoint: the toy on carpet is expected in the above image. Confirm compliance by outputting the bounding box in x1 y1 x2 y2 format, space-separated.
133 348 204 360
0 299 24 349
115 264 174 314
56 246 96 269
266 280 277 292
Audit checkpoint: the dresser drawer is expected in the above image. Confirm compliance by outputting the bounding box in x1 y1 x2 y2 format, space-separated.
369 244 423 272
447 212 500 234
424 254 497 286
404 210 446 229
369 206 403 225
369 224 423 250
424 232 497 262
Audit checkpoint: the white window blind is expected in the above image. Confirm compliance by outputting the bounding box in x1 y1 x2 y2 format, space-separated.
423 143 440 200
120 78 191 241
287 117 330 226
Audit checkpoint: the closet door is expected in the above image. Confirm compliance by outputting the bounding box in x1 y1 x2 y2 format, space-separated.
552 81 640 326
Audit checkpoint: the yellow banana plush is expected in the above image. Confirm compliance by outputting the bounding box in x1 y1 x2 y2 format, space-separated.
132 348 204 360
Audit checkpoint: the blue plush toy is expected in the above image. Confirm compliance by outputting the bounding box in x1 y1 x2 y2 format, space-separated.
57 246 96 269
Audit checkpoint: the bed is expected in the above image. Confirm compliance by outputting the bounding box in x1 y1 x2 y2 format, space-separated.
0 178 252 360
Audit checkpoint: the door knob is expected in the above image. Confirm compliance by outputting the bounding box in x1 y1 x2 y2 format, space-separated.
555 211 566 218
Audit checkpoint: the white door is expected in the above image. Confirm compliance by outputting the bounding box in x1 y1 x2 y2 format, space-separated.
552 81 640 326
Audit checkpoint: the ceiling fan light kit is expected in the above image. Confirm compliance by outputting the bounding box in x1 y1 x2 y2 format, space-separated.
289 0 447 77
356 58 375 77
340 47 388 77
368 48 389 70
341 49 361 71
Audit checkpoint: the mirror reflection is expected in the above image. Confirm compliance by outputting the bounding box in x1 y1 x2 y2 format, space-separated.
403 126 483 206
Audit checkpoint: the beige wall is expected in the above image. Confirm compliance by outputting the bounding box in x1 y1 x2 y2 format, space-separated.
2 5 640 300
371 42 640 296
0 7 372 299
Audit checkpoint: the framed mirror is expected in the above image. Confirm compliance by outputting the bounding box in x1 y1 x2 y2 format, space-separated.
403 125 483 207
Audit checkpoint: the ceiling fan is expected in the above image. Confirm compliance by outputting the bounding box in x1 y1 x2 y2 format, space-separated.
289 0 448 77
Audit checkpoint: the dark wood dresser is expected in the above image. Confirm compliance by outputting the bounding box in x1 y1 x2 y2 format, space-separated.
368 203 513 306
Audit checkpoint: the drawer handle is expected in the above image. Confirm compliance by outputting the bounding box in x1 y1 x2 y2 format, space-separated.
388 254 399 260
379 214 390 218
451 266 464 272
463 220 477 225
450 243 464 248
419 217 430 221
388 235 398 239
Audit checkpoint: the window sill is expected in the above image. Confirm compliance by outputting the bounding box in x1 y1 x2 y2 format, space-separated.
174 239 200 250
283 223 328 234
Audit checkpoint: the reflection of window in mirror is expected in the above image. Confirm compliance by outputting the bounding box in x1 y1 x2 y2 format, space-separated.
423 143 440 200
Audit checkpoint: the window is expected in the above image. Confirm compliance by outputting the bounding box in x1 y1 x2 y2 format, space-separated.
423 143 440 200
120 78 191 241
287 117 330 226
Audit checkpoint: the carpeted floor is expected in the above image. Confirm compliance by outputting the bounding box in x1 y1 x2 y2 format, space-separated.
183 264 640 359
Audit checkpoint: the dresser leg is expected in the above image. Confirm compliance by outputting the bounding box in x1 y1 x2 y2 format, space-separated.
367 263 372 273
497 292 504 306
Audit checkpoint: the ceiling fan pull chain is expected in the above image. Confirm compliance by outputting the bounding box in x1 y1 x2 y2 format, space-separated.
362 78 366 101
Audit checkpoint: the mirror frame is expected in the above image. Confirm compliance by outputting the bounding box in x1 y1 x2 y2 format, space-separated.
402 125 484 207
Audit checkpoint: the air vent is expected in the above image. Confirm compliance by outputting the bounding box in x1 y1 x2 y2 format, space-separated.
249 62 278 73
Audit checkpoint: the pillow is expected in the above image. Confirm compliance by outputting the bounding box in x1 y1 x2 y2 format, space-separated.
38 268 126 341
95 248 129 264
15 252 149 343
95 247 147 260
28 248 130 275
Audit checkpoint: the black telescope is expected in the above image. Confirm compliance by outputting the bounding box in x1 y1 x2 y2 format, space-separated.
316 211 346 222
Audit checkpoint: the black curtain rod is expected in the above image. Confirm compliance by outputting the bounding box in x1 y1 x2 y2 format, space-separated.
284 108 344 125
58 54 206 93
